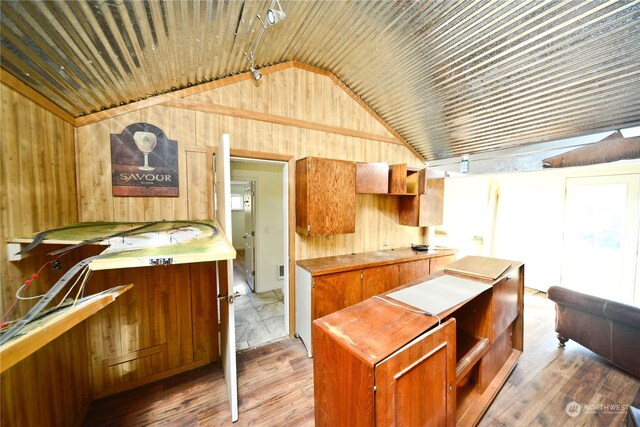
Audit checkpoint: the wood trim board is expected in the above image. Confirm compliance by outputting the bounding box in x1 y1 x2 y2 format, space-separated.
162 98 400 145
0 284 133 374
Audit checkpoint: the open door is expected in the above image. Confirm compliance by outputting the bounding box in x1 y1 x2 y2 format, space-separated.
243 182 256 291
215 134 238 422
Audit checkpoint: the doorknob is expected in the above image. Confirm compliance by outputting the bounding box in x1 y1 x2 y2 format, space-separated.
217 291 242 303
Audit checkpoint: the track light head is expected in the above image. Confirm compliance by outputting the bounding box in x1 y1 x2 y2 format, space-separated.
267 1 286 26
250 67 262 81
267 8 286 25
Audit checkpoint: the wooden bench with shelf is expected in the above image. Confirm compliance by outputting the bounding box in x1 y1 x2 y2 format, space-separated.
312 256 524 426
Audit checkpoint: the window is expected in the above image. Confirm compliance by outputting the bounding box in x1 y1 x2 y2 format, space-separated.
561 174 640 304
231 193 243 211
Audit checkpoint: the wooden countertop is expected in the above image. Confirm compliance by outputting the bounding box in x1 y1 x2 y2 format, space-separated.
296 247 457 276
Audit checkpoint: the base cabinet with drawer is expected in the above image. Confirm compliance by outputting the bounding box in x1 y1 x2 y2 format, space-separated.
295 248 456 356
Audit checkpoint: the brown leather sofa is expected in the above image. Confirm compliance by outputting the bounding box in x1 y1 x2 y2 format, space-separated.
548 286 640 378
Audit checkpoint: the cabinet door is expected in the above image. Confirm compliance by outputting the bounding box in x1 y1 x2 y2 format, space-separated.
312 270 362 320
430 254 456 274
398 177 445 227
362 265 399 300
356 162 389 194
296 157 356 236
375 319 456 426
398 259 430 285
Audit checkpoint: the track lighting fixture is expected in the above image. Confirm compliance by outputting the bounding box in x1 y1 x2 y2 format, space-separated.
267 0 286 26
250 67 262 81
243 0 286 81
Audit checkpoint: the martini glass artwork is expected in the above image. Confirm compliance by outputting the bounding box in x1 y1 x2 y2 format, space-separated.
133 131 157 171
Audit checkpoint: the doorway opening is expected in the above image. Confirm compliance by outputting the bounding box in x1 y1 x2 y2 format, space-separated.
230 158 288 350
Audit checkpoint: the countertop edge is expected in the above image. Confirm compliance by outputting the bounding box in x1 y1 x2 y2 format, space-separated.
297 248 457 276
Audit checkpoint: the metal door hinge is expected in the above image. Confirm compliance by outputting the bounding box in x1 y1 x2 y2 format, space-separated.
307 224 311 232
307 162 312 171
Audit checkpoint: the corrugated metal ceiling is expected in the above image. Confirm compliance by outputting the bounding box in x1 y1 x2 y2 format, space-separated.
1 0 639 160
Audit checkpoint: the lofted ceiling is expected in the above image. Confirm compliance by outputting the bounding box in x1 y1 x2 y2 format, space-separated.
1 0 639 161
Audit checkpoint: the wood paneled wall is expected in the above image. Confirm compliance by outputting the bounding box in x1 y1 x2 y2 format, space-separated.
1 65 425 414
75 67 424 259
70 67 424 394
0 83 90 426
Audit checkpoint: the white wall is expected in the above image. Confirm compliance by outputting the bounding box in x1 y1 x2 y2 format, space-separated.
231 160 285 293
433 160 640 294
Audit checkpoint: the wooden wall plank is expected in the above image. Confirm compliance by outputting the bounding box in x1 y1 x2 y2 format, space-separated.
1 83 89 427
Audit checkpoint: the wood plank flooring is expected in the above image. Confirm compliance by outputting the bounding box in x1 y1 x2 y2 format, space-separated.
83 290 639 426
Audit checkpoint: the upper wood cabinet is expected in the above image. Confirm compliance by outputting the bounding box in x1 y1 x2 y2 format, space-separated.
355 162 389 194
356 162 445 227
398 174 445 227
356 162 425 195
296 157 356 236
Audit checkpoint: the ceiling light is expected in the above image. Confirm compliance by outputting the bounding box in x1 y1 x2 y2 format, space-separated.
267 9 286 25
267 0 286 25
250 67 262 81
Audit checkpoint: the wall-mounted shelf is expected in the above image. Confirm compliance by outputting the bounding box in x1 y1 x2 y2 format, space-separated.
356 162 445 227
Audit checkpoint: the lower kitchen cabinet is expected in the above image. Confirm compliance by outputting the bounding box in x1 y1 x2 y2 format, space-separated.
296 247 456 356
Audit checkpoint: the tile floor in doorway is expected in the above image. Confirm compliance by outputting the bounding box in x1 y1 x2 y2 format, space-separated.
233 251 286 350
